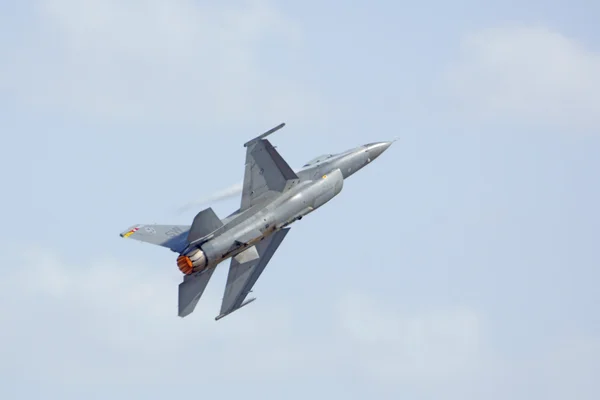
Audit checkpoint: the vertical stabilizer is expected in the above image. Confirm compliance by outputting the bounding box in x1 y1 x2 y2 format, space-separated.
187 207 224 244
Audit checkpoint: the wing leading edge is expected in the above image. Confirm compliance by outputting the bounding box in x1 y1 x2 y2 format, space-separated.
216 228 290 320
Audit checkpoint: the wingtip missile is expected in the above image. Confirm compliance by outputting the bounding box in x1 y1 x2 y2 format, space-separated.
244 122 286 147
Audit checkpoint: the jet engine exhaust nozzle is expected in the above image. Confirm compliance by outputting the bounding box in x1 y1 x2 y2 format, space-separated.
176 248 208 275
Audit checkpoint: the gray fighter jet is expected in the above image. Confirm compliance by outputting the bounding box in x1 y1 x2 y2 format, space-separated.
119 123 393 320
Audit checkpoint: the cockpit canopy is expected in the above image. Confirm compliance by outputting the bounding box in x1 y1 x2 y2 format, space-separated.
302 154 335 167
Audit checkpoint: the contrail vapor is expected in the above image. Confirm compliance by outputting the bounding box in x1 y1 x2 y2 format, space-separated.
176 182 243 214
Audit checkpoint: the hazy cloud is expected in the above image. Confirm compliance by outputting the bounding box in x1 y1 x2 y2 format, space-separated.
0 248 484 396
3 249 596 399
1 0 322 124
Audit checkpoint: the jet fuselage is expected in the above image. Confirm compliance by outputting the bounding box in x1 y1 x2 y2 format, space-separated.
178 142 392 273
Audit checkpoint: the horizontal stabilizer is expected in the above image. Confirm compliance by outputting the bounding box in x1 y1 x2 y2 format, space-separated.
178 269 216 318
119 224 190 253
187 207 224 244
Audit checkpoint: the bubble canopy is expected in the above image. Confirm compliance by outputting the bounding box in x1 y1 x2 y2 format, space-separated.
302 154 335 167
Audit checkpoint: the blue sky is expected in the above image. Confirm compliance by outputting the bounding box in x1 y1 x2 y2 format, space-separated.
1 1 599 399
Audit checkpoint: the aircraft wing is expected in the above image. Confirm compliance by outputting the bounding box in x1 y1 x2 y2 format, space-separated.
240 123 299 211
216 228 290 320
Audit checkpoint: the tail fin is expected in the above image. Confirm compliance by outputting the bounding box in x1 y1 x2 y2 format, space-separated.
187 207 224 244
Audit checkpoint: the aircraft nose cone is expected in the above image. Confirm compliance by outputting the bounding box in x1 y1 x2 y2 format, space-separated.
367 141 393 161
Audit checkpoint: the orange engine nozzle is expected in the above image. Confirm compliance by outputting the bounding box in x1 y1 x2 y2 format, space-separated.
177 255 194 275
176 248 208 275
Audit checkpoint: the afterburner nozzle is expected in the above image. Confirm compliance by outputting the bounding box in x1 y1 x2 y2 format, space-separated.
177 255 193 275
177 248 208 275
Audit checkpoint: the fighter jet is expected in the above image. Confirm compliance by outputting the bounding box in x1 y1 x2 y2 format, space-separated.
119 123 393 320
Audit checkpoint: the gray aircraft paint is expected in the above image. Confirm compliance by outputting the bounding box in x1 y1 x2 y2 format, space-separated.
119 123 392 320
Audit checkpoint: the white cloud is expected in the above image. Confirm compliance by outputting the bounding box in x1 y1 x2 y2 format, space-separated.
445 25 600 128
1 0 321 124
0 248 484 397
1 248 598 399
0 249 309 387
